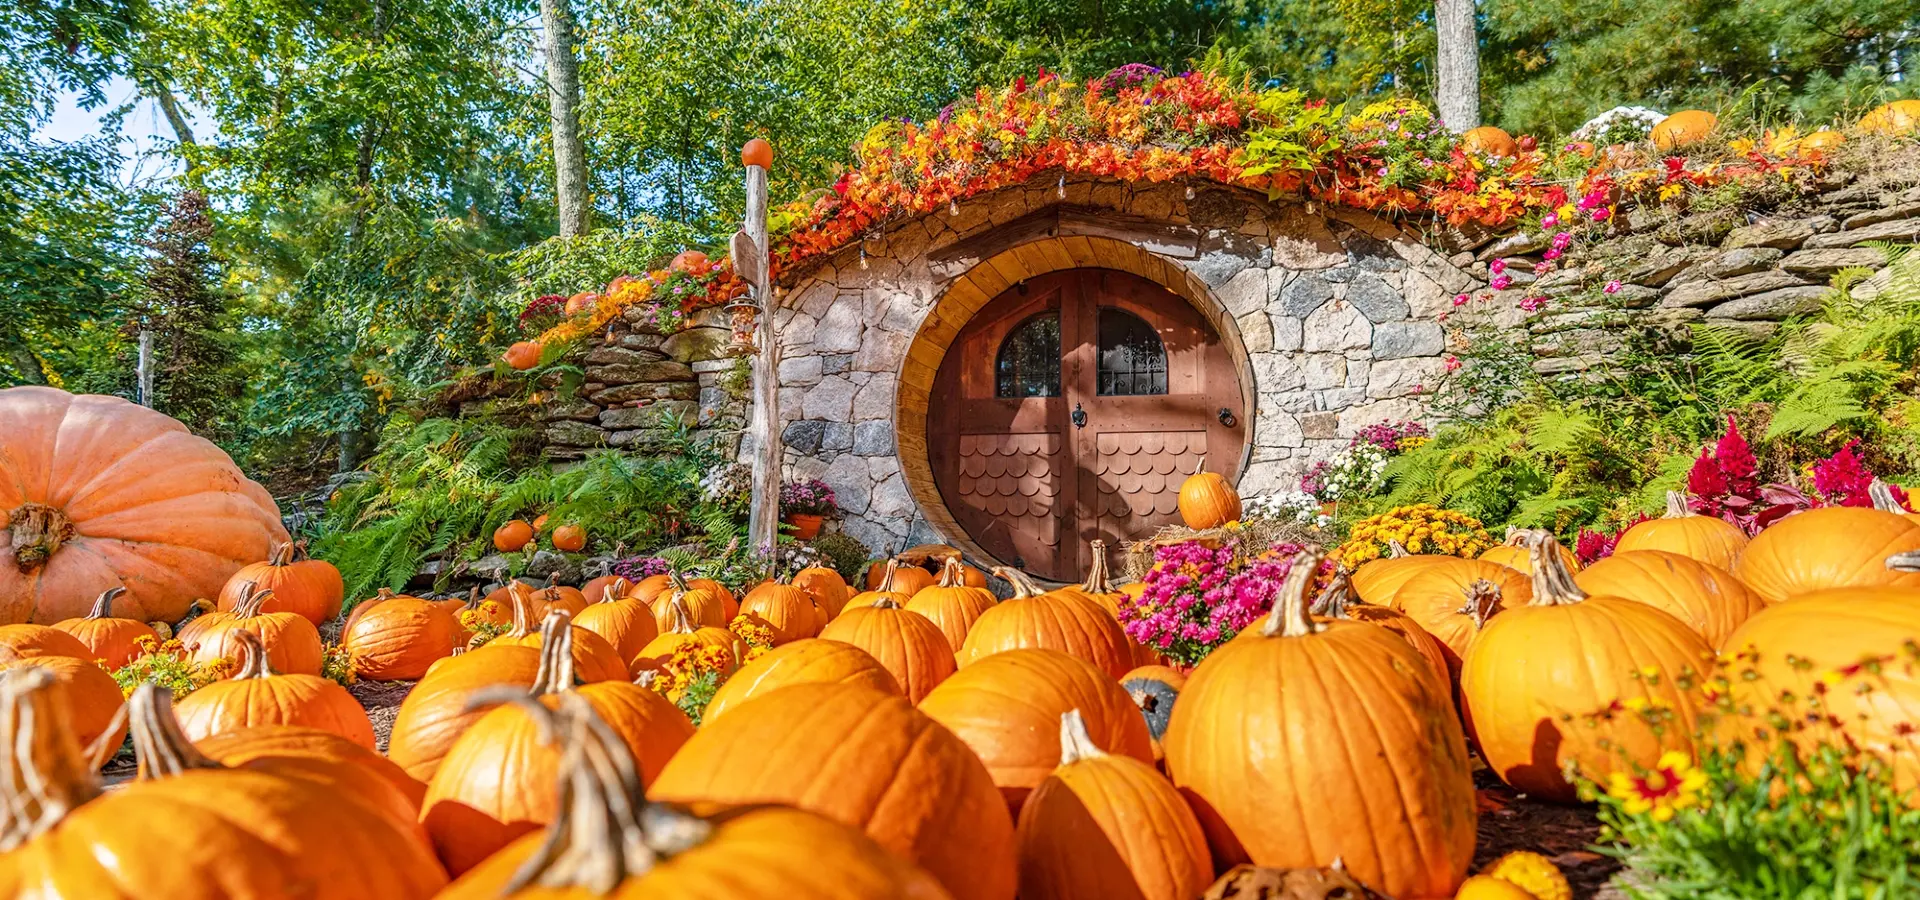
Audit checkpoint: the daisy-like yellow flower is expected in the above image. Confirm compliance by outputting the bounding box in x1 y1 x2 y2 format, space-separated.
1607 751 1709 822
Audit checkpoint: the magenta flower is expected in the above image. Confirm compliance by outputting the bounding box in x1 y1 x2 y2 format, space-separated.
1490 274 1513 291
1519 295 1549 312
1490 258 1508 275
1452 293 1470 306
1543 248 1563 261
1604 280 1622 294
1551 231 1573 250
1542 213 1560 228
1592 208 1612 222
1533 261 1552 275
1444 355 1461 372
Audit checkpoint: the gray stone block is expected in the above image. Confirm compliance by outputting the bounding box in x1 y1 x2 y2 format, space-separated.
853 421 894 456
783 419 827 454
1680 247 1782 282
1722 218 1824 251
1780 247 1885 277
1279 272 1335 319
542 399 600 423
821 353 854 376
1370 321 1444 359
662 326 736 363
1660 270 1807 308
599 401 695 430
589 381 699 405
587 360 695 385
545 420 608 448
1704 286 1829 320
1804 217 1920 249
1842 202 1920 230
822 422 854 452
583 345 668 366
1343 271 1410 323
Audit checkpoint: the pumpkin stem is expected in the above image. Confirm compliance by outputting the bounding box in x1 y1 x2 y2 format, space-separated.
1887 551 1920 573
84 586 127 620
633 670 659 689
1192 456 1206 476
1260 548 1328 638
505 582 537 638
1057 709 1108 765
1664 490 1691 519
232 582 276 618
1310 568 1355 619
991 566 1044 599
934 557 965 589
1458 580 1504 628
664 596 697 635
464 586 482 611
228 629 276 680
1871 479 1911 514
6 503 74 574
875 559 901 595
127 684 222 781
870 597 902 611
0 667 102 851
599 577 634 604
529 610 578 695
292 539 312 562
1517 530 1586 606
1079 540 1114 595
1385 540 1410 559
268 541 295 567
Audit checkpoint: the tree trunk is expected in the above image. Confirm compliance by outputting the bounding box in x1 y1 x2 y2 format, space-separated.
6 344 47 386
1434 0 1480 131
541 0 590 237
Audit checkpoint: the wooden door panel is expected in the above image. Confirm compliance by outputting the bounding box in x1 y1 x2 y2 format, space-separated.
1085 430 1207 545
953 432 1062 576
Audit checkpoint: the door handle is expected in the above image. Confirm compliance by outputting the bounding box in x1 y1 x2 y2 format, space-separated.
1071 403 1087 429
1218 407 1237 427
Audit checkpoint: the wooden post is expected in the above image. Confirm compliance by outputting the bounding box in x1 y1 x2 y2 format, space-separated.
738 139 781 557
136 329 154 407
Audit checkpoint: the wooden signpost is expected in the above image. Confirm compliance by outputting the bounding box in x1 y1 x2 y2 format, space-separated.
735 138 781 557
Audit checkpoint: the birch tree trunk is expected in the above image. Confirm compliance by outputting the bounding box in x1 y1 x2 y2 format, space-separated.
541 0 590 237
1434 0 1480 131
742 166 781 557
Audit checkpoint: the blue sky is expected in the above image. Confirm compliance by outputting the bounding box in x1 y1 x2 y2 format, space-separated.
38 76 207 184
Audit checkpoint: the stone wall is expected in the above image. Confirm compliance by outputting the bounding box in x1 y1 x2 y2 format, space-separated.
540 305 749 461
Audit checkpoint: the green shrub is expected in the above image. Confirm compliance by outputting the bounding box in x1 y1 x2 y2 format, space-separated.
807 532 873 584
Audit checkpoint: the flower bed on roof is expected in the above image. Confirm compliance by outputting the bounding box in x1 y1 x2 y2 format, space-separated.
536 65 1851 349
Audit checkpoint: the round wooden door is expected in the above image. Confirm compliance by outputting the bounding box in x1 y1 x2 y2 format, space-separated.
929 268 1246 582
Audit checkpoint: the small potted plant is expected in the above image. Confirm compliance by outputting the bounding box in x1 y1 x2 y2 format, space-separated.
779 479 837 540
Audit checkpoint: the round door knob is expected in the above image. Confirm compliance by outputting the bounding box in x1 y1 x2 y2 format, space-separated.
1217 407 1237 428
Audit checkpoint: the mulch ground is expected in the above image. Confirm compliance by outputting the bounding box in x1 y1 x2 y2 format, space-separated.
1472 765 1626 899
351 678 417 754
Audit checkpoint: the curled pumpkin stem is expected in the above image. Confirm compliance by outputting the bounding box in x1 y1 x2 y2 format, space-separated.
1311 568 1356 619
1887 550 1920 573
1517 529 1586 606
0 666 101 850
230 582 278 618
1457 579 1503 628
84 586 128 620
1260 547 1327 638
992 566 1044 599
127 684 223 781
1057 709 1106 765
1079 540 1114 594
1663 490 1691 519
1871 479 1911 515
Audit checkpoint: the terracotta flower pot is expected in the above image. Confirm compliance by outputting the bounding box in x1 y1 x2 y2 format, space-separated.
783 514 824 540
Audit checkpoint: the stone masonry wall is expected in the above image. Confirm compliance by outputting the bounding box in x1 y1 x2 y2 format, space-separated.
541 305 749 461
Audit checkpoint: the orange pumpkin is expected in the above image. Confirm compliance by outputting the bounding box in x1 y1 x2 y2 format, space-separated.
649 681 1018 900
573 576 658 661
580 573 639 605
703 638 902 723
175 629 375 748
631 572 674 602
341 590 462 680
196 723 427 814
1800 129 1846 153
503 340 543 370
1861 99 1920 136
1462 531 1712 802
49 586 158 669
959 568 1133 679
1163 549 1476 898
551 523 587 552
1380 557 1531 681
1460 126 1519 158
483 584 628 682
0 621 92 664
650 570 728 632
689 575 739 620
385 640 543 782
1716 586 1920 793
492 519 534 552
1479 530 1579 575
437 689 950 900
482 578 546 616
216 541 345 625
1652 109 1718 150
741 137 774 168
1176 459 1241 529
1015 710 1213 900
0 386 288 624
739 577 819 644
1120 664 1185 764
1735 506 1920 603
178 581 324 676
0 671 446 900
631 594 747 677
918 648 1153 815
423 611 694 875
794 565 852 619
1612 491 1749 570
531 584 588 618
818 597 956 703
1575 549 1766 648
1312 571 1451 692
905 557 999 650
846 559 921 613
563 291 598 315
1348 541 1449 606
0 654 126 763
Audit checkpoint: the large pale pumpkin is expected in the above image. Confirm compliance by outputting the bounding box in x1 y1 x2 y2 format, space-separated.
49 586 158 669
1735 507 1920 603
0 386 288 624
216 541 344 625
1163 549 1476 899
959 568 1133 679
1575 549 1765 648
0 670 446 900
648 681 1017 900
436 692 954 900
1015 710 1212 900
703 638 902 723
1611 491 1748 570
918 648 1152 815
1715 586 1920 793
818 597 956 703
423 611 694 875
1176 459 1241 530
174 629 376 748
1462 531 1712 803
386 641 544 781
1393 558 1532 680
906 557 999 650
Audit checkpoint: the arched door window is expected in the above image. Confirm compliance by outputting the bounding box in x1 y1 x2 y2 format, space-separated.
1096 307 1167 395
995 312 1061 397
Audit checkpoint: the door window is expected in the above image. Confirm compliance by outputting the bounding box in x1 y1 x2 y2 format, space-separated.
995 312 1061 398
1096 307 1167 396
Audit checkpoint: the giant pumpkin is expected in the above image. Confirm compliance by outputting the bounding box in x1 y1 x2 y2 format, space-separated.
0 386 288 624
216 541 344 625
174 629 376 748
818 597 956 703
1163 548 1476 899
1015 710 1212 900
1735 507 1920 603
1611 491 1748 570
435 692 954 900
703 638 901 723
1575 549 1765 648
1462 531 1712 803
0 670 446 899
649 681 1017 900
423 611 694 875
958 568 1133 679
918 648 1152 815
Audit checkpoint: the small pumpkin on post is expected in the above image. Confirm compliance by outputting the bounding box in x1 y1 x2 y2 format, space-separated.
1177 458 1241 530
